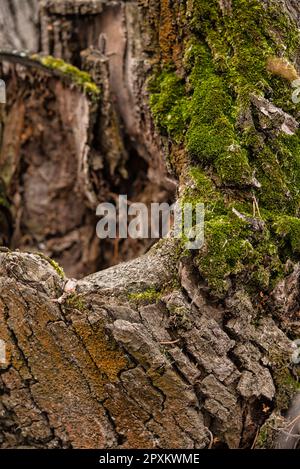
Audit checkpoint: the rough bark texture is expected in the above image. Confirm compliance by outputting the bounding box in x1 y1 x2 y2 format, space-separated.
0 0 39 52
0 244 297 449
1 0 300 450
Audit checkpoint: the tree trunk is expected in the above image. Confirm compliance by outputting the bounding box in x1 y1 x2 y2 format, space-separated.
0 0 39 52
1 0 300 449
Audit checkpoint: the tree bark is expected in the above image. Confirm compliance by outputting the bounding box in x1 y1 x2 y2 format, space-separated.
1 0 300 449
0 0 39 52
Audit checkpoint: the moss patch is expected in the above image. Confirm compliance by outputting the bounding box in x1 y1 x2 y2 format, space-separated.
31 55 100 98
272 215 300 255
270 349 300 410
128 288 162 305
255 415 281 449
194 215 282 296
149 69 188 143
65 293 86 312
150 0 300 206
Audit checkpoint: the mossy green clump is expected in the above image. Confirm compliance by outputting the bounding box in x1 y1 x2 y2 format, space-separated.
184 0 300 196
150 45 254 187
183 167 226 220
276 371 300 410
273 215 300 255
149 69 188 142
244 133 300 214
188 167 221 202
255 417 279 449
150 0 300 205
191 0 298 95
128 288 162 305
255 426 269 449
184 44 254 186
195 215 282 296
270 349 300 410
31 55 100 98
167 302 191 329
48 258 65 279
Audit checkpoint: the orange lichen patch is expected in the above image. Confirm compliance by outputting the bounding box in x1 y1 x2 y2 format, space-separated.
73 321 128 383
103 388 155 449
266 57 299 82
159 0 182 65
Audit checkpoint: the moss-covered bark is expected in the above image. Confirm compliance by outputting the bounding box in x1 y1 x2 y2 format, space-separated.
150 0 300 301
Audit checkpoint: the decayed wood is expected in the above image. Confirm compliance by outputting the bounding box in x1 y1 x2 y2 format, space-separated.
0 50 174 277
0 52 102 278
0 0 177 277
40 0 174 182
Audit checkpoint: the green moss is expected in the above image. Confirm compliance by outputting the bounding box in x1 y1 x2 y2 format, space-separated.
128 288 162 304
215 146 253 186
194 215 282 296
183 167 226 222
36 253 65 278
270 349 300 410
273 215 300 254
255 419 278 449
149 69 188 142
184 43 255 186
167 302 191 329
149 0 300 300
189 167 221 202
31 55 100 98
150 0 300 202
191 0 297 93
65 293 86 312
246 133 300 214
186 118 233 162
49 259 65 279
